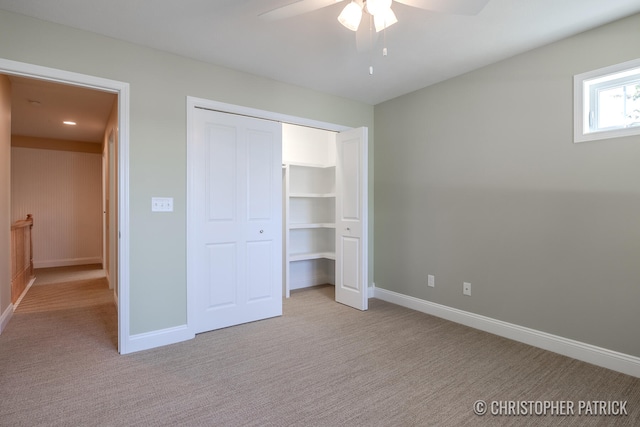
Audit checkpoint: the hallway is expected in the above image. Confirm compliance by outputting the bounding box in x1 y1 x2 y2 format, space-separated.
13 264 117 348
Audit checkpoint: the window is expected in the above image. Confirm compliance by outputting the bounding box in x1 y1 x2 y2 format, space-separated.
574 58 640 143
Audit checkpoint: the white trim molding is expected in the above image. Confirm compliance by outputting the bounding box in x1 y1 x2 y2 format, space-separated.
368 283 375 299
374 287 640 378
0 303 13 334
574 57 640 143
0 58 131 355
186 97 352 133
126 325 194 354
12 276 36 310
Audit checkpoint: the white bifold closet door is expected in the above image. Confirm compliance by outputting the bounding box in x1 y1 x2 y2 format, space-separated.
191 108 282 333
335 127 368 311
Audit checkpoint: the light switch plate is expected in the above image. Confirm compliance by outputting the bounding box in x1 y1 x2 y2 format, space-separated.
152 197 173 212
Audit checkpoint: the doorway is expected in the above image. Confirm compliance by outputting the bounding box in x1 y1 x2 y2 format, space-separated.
0 58 130 353
186 97 369 336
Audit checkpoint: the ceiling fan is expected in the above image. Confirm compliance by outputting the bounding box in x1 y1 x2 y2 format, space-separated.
260 0 489 74
260 0 491 30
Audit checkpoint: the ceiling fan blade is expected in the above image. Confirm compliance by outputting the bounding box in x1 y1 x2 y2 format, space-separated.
394 0 490 15
259 0 345 21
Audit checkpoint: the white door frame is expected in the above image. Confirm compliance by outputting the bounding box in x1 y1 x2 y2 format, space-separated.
0 58 131 354
186 97 358 333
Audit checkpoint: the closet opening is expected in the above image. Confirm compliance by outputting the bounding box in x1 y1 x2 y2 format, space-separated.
187 97 369 339
282 124 337 298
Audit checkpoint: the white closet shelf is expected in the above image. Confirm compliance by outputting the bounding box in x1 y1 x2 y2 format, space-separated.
284 142 337 296
286 161 335 169
289 252 336 262
289 192 336 198
289 223 335 229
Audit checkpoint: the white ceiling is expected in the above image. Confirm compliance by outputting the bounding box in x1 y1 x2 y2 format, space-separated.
2 0 640 142
2 0 640 105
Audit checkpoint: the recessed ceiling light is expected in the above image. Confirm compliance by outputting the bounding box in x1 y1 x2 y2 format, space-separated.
63 121 77 126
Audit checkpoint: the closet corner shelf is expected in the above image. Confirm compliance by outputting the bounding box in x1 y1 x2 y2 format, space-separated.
286 161 336 169
289 252 336 262
289 223 335 229
289 192 335 198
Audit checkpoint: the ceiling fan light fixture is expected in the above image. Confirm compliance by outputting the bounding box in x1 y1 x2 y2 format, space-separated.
373 7 397 32
338 1 363 31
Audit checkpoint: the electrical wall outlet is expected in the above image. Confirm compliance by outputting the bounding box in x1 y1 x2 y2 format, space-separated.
463 282 471 296
428 275 435 288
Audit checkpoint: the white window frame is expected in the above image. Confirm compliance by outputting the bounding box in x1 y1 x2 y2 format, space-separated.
574 58 640 143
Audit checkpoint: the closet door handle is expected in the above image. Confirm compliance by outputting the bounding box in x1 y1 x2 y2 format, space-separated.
260 230 264 234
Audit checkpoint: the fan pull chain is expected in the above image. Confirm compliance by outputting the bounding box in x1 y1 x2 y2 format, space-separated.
371 18 389 75
383 24 388 57
369 13 374 75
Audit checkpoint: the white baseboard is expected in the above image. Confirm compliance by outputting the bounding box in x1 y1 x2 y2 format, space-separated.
106 269 113 290
13 276 37 310
373 287 640 378
0 303 14 334
0 276 37 334
34 257 103 269
290 273 335 291
122 324 194 354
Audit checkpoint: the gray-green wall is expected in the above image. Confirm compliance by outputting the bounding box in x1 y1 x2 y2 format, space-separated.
0 10 373 335
375 13 640 357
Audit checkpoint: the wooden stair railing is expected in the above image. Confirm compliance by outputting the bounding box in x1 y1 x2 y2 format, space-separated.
11 214 34 304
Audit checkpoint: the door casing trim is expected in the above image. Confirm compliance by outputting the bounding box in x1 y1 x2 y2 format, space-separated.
186 96 355 336
0 58 131 354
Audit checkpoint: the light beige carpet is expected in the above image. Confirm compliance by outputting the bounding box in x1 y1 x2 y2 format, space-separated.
0 274 638 426
32 264 106 286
